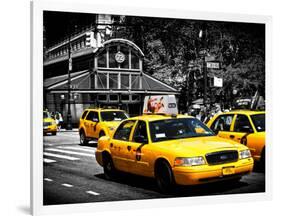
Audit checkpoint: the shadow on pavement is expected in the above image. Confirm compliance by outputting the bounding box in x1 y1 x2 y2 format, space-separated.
95 172 251 197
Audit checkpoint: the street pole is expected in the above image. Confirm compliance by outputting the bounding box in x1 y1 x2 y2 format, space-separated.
203 55 207 106
66 33 73 130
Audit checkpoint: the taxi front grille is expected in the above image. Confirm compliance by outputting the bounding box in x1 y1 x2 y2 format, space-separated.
205 150 238 165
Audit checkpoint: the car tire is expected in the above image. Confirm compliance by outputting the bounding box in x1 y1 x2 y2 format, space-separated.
99 131 105 138
52 132 56 136
102 153 117 180
260 148 265 172
79 131 88 145
155 160 175 194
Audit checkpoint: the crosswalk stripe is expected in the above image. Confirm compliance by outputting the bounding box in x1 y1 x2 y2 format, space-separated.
43 152 80 161
45 148 94 157
61 183 73 188
58 146 96 153
43 158 56 163
86 190 100 196
44 178 53 182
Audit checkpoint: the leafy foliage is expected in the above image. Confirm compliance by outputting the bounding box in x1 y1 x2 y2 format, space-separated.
112 16 265 111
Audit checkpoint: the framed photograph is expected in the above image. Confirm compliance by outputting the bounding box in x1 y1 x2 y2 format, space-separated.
31 0 272 215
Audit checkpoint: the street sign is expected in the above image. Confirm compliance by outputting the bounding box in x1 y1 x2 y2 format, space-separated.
206 61 220 69
213 76 223 87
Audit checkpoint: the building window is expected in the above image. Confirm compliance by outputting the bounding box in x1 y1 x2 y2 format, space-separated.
121 94 130 102
131 75 140 89
109 94 119 102
109 46 118 68
97 73 108 89
120 46 129 69
109 74 118 89
98 49 107 67
121 74 129 89
131 51 140 69
97 94 107 102
132 94 140 102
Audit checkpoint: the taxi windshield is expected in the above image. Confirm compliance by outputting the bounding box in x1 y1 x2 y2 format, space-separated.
100 111 128 122
149 118 215 142
251 114 265 132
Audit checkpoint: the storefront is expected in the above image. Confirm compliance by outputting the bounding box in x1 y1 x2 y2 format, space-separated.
44 38 178 124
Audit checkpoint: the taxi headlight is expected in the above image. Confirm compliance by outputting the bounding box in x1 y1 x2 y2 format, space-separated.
239 149 251 159
174 156 206 166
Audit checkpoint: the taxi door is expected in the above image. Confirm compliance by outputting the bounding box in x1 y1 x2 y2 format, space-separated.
210 114 235 140
109 120 136 172
230 114 255 146
126 120 152 177
84 111 99 138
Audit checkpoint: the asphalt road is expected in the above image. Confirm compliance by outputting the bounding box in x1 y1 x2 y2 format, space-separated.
43 131 265 205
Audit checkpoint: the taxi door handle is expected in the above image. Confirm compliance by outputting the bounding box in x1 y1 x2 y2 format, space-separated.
127 146 131 151
229 135 235 139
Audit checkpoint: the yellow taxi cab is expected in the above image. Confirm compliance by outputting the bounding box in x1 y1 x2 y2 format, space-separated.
95 114 254 193
79 108 129 145
43 111 57 135
206 110 265 170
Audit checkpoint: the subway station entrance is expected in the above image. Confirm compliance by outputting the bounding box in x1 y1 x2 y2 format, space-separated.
44 38 178 124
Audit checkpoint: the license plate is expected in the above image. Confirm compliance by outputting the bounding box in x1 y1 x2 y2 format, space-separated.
222 167 235 176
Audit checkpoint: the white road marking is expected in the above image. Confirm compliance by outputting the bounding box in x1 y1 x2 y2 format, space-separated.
43 158 57 163
86 191 100 196
58 146 96 153
45 148 94 157
61 183 73 188
43 152 80 161
44 178 53 182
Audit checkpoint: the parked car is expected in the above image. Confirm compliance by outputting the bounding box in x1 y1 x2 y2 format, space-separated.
79 108 129 145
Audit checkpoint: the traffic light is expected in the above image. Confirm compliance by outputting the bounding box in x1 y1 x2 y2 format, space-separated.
85 31 96 48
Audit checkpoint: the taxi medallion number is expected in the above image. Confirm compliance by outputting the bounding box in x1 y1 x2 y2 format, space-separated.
222 166 235 176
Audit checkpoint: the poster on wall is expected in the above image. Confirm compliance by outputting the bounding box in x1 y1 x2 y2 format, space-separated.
31 0 271 215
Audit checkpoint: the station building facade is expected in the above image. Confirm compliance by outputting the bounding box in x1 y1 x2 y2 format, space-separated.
44 36 178 124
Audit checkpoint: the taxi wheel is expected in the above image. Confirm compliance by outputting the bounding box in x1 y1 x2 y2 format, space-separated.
99 131 105 138
102 154 116 180
155 160 175 193
52 132 56 136
260 148 265 172
79 131 88 145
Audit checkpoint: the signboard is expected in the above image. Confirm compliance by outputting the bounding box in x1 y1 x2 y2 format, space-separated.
143 95 178 115
213 76 223 87
206 61 220 69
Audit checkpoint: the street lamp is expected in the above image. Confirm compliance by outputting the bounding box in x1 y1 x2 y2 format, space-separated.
199 27 208 106
66 28 73 130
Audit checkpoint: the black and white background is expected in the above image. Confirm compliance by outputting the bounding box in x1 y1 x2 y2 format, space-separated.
1 0 281 216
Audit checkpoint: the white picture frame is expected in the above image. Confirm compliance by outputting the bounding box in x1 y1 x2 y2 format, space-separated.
31 0 272 215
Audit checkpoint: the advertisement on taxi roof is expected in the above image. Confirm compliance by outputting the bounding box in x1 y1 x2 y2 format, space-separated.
143 95 178 115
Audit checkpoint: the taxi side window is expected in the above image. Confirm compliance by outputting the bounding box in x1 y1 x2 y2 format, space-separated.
211 114 234 133
234 114 254 133
114 120 136 141
86 111 99 122
133 121 148 144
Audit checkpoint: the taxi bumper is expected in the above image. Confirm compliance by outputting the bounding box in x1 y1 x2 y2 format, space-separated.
43 125 57 133
173 158 254 185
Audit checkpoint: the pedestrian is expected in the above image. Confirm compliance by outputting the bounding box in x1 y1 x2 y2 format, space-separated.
55 112 63 131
